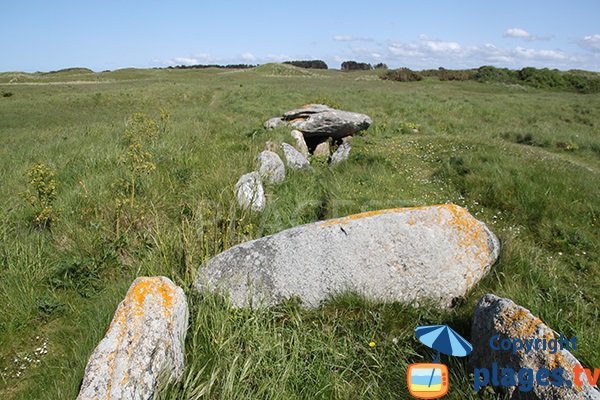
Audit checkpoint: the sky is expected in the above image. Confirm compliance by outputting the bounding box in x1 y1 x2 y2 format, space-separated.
2 0 600 72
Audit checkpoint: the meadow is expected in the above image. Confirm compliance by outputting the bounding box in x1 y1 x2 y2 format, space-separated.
0 64 599 399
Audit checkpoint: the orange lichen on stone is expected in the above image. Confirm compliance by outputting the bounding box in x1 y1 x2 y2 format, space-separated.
444 204 491 264
319 205 431 227
123 277 176 318
500 307 544 339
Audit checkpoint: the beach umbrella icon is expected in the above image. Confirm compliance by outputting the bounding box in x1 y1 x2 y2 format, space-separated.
415 324 473 362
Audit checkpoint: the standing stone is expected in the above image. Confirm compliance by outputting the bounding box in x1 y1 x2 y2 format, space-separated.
264 117 286 130
280 143 310 170
290 130 309 157
257 150 285 184
313 140 331 157
470 294 600 400
330 139 352 165
194 204 500 308
77 277 188 400
235 172 266 212
290 110 372 139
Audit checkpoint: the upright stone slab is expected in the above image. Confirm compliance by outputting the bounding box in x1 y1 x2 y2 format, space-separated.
470 294 600 400
290 129 309 157
194 204 500 308
257 150 285 184
77 277 188 400
280 143 310 170
235 172 266 212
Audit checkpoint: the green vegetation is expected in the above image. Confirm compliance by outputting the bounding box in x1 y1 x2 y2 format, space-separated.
0 64 599 399
383 65 600 93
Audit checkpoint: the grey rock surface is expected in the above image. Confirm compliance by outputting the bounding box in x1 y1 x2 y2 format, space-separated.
264 117 286 130
257 150 285 184
280 143 310 169
194 204 500 308
470 294 600 400
291 110 372 139
235 172 266 212
282 104 333 120
330 141 351 165
313 140 331 157
290 129 309 157
77 277 188 400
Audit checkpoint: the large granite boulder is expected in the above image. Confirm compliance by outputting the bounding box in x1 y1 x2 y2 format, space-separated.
290 109 372 139
470 294 600 399
194 204 500 308
265 104 372 140
235 172 266 212
282 104 334 120
280 143 310 170
77 277 188 400
257 150 285 184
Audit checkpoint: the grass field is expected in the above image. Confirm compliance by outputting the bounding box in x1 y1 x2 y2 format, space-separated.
0 64 599 399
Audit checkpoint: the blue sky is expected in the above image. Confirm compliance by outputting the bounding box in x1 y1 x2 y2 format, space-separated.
2 0 600 72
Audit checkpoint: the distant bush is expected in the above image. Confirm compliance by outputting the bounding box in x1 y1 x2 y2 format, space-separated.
380 68 422 82
341 61 372 71
2 91 13 97
284 60 328 69
421 68 476 81
474 66 517 83
373 63 388 70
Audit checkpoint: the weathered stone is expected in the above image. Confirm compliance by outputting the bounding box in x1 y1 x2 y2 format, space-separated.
282 104 334 120
264 117 286 130
257 150 285 184
291 110 372 139
290 129 309 157
235 172 266 212
280 143 310 170
330 140 351 165
77 277 187 400
264 140 277 152
470 294 600 400
194 204 500 308
313 140 331 157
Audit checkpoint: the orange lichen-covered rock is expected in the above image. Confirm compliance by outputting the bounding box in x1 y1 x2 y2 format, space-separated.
77 277 188 400
470 294 600 399
195 204 500 308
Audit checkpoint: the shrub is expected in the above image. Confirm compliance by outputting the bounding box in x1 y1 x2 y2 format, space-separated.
474 66 517 83
22 163 58 229
380 68 422 82
373 63 388 70
283 60 328 69
341 61 372 71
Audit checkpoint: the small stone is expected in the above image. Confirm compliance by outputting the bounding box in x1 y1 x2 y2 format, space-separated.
235 172 266 212
256 150 285 184
280 143 310 170
290 130 309 157
313 140 331 157
330 140 352 165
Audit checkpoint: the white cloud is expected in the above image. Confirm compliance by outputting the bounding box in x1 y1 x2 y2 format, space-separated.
504 28 532 39
173 57 199 65
334 35 353 41
241 52 257 62
382 35 582 69
503 28 550 41
579 34 600 52
333 35 373 42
